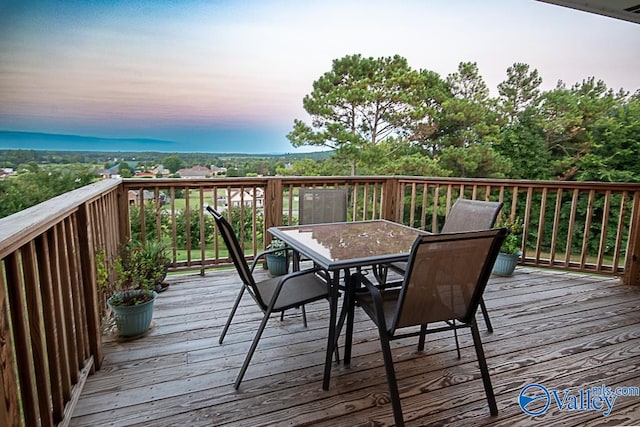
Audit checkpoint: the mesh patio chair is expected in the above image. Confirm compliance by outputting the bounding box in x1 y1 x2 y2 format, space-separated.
206 206 330 389
289 188 349 318
345 228 507 426
298 188 348 225
294 188 348 273
387 198 503 332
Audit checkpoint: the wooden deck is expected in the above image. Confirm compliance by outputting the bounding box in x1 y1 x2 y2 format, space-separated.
70 267 640 426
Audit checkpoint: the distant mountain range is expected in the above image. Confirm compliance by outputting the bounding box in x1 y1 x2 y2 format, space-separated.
0 130 179 152
0 130 332 159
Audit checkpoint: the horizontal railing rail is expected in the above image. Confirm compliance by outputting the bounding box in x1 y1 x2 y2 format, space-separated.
1 174 639 426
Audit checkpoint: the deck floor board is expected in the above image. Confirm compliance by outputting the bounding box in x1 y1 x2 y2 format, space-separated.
70 267 640 426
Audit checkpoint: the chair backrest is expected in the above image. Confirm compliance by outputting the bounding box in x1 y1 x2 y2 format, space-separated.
206 206 265 304
298 188 347 225
392 228 507 333
441 199 503 233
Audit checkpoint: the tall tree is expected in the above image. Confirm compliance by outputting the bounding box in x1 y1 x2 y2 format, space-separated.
494 108 549 179
427 62 507 177
539 77 620 180
447 61 490 102
576 95 640 182
434 62 502 150
498 62 542 123
287 54 445 174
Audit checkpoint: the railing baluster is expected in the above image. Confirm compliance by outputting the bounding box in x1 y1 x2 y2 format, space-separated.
597 191 612 271
550 188 563 266
22 241 54 426
362 183 369 221
35 233 65 421
420 183 428 230
185 186 191 267
409 183 416 227
200 187 206 275
580 190 596 269
565 189 579 268
287 184 294 225
613 191 629 274
432 185 440 232
170 187 177 267
0 261 21 425
139 187 146 242
47 226 73 400
509 186 519 220
523 187 534 262
56 223 80 385
535 187 548 265
5 252 39 426
625 191 640 285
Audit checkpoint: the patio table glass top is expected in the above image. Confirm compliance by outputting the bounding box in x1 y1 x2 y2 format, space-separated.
269 219 426 271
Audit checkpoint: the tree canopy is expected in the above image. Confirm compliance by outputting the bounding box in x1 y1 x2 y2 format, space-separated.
287 54 448 174
287 53 639 182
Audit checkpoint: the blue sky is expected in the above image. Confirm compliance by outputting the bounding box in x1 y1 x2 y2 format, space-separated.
0 0 638 153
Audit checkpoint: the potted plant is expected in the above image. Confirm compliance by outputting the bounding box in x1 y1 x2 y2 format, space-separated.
104 240 171 337
493 217 523 276
265 238 288 276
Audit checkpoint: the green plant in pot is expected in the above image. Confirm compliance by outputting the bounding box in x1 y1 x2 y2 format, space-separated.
265 238 288 276
105 240 171 337
493 217 523 276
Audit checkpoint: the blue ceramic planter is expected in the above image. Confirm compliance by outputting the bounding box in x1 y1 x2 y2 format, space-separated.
107 290 157 337
492 251 521 276
266 254 287 276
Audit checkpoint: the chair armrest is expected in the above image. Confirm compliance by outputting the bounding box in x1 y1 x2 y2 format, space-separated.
263 266 329 311
281 266 325 281
351 272 389 331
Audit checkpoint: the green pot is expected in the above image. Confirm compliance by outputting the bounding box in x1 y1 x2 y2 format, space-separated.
107 290 157 337
266 254 287 276
492 251 521 277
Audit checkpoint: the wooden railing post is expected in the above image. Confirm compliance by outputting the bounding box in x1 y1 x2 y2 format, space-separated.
624 191 640 286
117 181 130 244
381 177 400 221
264 178 283 247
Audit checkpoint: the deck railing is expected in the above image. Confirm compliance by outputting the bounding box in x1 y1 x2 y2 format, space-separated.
120 176 390 274
1 175 640 426
122 176 640 284
394 177 640 279
0 179 125 427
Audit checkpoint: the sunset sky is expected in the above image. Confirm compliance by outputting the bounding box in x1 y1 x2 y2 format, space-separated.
1 0 639 153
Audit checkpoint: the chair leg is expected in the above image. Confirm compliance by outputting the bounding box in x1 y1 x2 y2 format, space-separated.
452 320 461 360
372 264 388 287
219 285 246 344
343 277 357 366
234 309 272 389
302 304 308 328
470 321 498 416
418 324 427 351
479 297 493 333
378 329 405 427
279 305 308 328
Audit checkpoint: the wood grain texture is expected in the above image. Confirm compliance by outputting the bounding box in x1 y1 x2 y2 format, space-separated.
69 267 640 426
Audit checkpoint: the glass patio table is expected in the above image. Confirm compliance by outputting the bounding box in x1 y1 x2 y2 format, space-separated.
268 219 426 390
